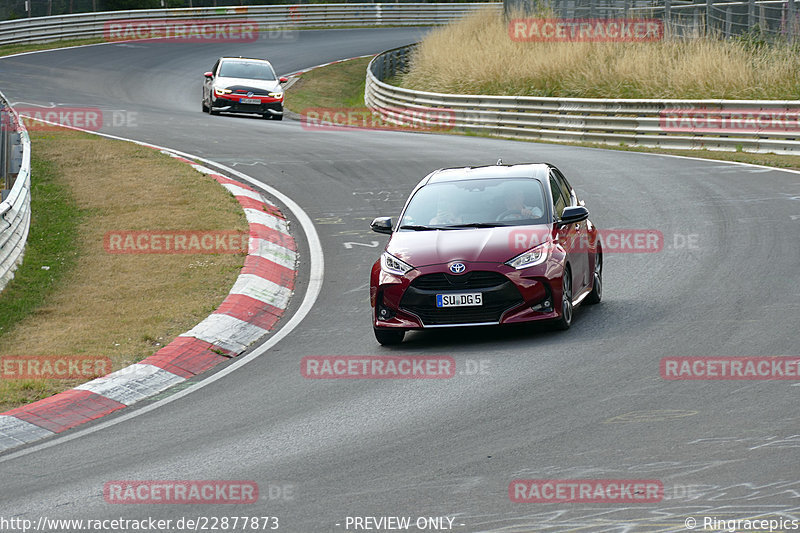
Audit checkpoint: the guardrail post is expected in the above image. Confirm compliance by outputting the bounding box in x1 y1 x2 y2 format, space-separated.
725 5 732 37
748 0 756 28
706 0 712 35
788 0 796 42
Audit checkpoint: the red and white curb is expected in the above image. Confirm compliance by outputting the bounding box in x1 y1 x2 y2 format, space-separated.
0 149 297 453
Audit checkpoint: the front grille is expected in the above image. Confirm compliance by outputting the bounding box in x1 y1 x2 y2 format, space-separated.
411 271 508 291
229 86 272 96
400 271 523 326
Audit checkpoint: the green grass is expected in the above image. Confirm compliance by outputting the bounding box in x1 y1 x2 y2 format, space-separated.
285 56 800 172
0 38 106 57
284 57 372 114
0 133 84 341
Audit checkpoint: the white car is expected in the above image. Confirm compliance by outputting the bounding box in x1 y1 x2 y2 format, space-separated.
202 57 288 120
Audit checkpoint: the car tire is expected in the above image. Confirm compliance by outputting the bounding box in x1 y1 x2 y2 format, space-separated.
202 99 208 112
585 250 602 305
553 266 573 331
374 327 405 345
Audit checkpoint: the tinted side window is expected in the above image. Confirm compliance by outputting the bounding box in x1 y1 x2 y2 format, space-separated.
549 176 567 217
212 60 220 75
552 169 573 206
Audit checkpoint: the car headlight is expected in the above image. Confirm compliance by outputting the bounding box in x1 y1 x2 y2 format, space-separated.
268 91 283 98
505 243 549 270
381 252 414 276
214 87 232 95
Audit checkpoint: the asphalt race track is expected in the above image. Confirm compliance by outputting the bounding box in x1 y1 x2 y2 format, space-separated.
0 27 799 532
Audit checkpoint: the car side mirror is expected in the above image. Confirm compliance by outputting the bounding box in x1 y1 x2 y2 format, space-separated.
558 205 589 225
204 71 214 79
279 76 289 83
371 217 393 235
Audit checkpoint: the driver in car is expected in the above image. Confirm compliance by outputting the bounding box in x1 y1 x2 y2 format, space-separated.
498 186 543 221
429 197 464 225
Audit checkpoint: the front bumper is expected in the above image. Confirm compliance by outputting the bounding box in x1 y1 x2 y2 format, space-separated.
371 260 563 330
212 95 283 115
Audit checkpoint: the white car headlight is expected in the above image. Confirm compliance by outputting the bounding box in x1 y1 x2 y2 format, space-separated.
381 252 414 276
214 87 232 95
268 91 283 98
505 243 549 270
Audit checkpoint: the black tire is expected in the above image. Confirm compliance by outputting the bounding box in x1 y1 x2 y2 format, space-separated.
585 250 602 305
207 98 219 115
273 114 283 121
374 328 404 345
202 99 208 113
552 266 573 331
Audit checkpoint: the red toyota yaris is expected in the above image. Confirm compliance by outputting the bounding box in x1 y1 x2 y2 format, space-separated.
369 162 602 345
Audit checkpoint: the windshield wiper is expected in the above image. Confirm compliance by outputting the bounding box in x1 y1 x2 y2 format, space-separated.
447 222 508 228
398 224 440 231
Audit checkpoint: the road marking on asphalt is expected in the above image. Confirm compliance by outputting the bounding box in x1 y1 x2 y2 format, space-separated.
603 409 698 424
343 240 380 249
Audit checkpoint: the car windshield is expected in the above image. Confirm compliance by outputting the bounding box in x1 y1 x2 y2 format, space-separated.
218 61 276 81
399 178 548 229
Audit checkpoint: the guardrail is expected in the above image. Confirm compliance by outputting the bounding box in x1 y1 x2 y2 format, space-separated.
365 44 800 154
0 3 498 46
0 91 31 294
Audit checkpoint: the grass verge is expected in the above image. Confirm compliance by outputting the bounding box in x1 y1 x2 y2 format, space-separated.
400 8 800 99
0 38 106 58
0 126 247 412
284 56 372 114
285 55 800 171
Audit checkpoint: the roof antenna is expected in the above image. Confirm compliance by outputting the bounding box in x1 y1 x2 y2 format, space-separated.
496 158 503 165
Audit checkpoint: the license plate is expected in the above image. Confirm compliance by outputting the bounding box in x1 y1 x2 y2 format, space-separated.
240 98 260 104
436 293 483 308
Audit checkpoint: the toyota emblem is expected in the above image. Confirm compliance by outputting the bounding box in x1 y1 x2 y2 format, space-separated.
449 262 466 274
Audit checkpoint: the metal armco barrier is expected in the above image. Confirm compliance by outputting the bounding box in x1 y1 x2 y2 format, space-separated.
365 44 800 154
0 91 31 294
0 3 498 46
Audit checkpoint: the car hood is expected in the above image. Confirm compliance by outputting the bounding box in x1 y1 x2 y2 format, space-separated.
387 225 553 267
215 77 281 93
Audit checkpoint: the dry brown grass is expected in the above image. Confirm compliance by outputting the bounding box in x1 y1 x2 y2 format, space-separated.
401 8 800 99
0 127 247 411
